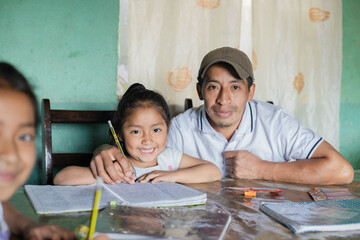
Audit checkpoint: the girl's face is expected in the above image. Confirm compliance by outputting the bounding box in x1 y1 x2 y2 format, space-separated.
122 106 167 168
0 89 36 201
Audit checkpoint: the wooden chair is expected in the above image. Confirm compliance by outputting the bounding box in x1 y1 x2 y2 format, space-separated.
42 99 116 185
184 98 193 110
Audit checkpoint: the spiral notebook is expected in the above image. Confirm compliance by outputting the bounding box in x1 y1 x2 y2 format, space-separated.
260 199 360 234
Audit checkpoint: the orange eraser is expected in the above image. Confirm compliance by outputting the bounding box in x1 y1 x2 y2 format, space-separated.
244 190 256 198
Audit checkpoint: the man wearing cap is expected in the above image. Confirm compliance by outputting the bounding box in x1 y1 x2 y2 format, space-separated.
91 47 354 185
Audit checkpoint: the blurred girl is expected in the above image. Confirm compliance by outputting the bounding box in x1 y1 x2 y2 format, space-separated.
0 62 76 239
54 83 221 185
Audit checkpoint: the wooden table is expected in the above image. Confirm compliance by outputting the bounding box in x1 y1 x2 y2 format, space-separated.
10 172 360 239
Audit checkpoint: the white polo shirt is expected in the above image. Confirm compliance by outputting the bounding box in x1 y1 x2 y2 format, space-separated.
167 100 323 177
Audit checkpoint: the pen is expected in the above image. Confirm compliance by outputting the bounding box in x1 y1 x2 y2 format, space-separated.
88 177 103 239
226 187 282 193
108 120 126 158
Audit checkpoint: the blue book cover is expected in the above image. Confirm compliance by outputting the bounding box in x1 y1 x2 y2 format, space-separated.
260 198 360 233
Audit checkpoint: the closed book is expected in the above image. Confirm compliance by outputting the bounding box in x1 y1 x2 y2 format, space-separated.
260 199 360 234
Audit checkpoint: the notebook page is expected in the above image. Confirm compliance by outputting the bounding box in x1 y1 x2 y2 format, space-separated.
104 182 206 207
25 184 124 214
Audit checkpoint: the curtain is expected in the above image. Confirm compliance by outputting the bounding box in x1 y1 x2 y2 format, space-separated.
117 0 342 149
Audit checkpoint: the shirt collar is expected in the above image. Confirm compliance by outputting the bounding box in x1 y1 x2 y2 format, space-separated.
235 101 254 134
198 105 214 134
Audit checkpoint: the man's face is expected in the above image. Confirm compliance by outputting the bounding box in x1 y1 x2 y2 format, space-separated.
197 64 255 138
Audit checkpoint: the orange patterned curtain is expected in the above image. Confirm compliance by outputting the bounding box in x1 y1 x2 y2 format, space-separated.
117 0 342 149
252 1 342 149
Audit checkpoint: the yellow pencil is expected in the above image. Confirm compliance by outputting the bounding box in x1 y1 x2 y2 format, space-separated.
88 177 103 239
108 120 126 158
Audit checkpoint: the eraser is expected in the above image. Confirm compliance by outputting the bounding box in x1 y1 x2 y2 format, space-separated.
244 190 256 198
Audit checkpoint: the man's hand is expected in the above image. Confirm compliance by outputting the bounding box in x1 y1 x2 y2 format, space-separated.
23 224 77 240
137 171 176 184
90 145 135 184
225 141 354 185
224 150 266 179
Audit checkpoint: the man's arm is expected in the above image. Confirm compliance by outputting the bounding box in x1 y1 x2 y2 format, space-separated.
3 202 76 240
90 144 135 184
225 141 354 185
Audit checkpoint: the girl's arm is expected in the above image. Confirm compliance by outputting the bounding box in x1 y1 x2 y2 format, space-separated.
138 154 221 184
53 166 96 185
54 162 133 185
3 201 76 239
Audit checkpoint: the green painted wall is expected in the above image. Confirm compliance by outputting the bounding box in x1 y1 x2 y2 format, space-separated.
0 0 119 184
0 0 359 184
340 0 360 169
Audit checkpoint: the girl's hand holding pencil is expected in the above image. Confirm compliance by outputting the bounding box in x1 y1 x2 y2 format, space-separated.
107 120 136 184
90 147 136 184
89 121 136 185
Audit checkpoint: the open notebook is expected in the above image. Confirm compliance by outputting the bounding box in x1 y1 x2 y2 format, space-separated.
260 199 360 234
25 182 207 214
93 205 231 240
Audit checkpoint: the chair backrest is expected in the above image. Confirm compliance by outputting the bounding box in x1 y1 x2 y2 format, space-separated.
184 98 193 111
42 99 116 185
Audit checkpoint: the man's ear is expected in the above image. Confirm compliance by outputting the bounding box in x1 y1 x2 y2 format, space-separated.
248 83 255 102
196 83 204 100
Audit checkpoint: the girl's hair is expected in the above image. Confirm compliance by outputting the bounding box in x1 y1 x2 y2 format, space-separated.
0 62 39 128
110 83 170 148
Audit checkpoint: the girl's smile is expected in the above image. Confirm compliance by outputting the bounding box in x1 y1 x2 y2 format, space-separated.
0 171 17 182
140 148 155 153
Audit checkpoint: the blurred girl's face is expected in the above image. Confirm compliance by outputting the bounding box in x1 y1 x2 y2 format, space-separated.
0 89 36 201
122 106 167 168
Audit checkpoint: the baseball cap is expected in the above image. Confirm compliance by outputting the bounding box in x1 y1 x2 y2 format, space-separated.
197 47 254 82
